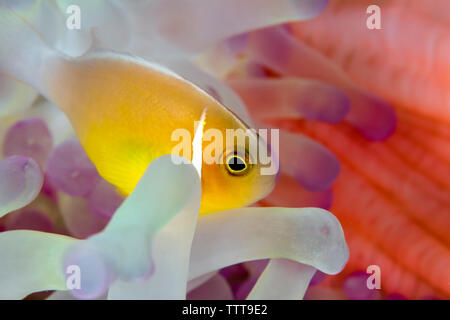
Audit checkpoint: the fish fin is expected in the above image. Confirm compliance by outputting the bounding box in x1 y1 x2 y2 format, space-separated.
85 138 159 197
0 1 59 93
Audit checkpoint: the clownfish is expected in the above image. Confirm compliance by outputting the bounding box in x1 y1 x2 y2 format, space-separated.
0 3 277 214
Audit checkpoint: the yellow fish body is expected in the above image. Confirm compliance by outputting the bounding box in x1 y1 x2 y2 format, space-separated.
0 5 277 214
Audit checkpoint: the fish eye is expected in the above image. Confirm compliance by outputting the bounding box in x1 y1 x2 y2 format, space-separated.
225 152 250 176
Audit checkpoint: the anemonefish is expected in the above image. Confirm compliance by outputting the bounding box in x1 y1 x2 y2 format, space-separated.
0 3 277 214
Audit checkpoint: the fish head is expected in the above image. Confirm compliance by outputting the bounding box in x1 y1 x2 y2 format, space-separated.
198 107 278 214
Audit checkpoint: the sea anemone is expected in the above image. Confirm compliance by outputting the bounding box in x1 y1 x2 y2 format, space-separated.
0 0 349 300
215 0 450 299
